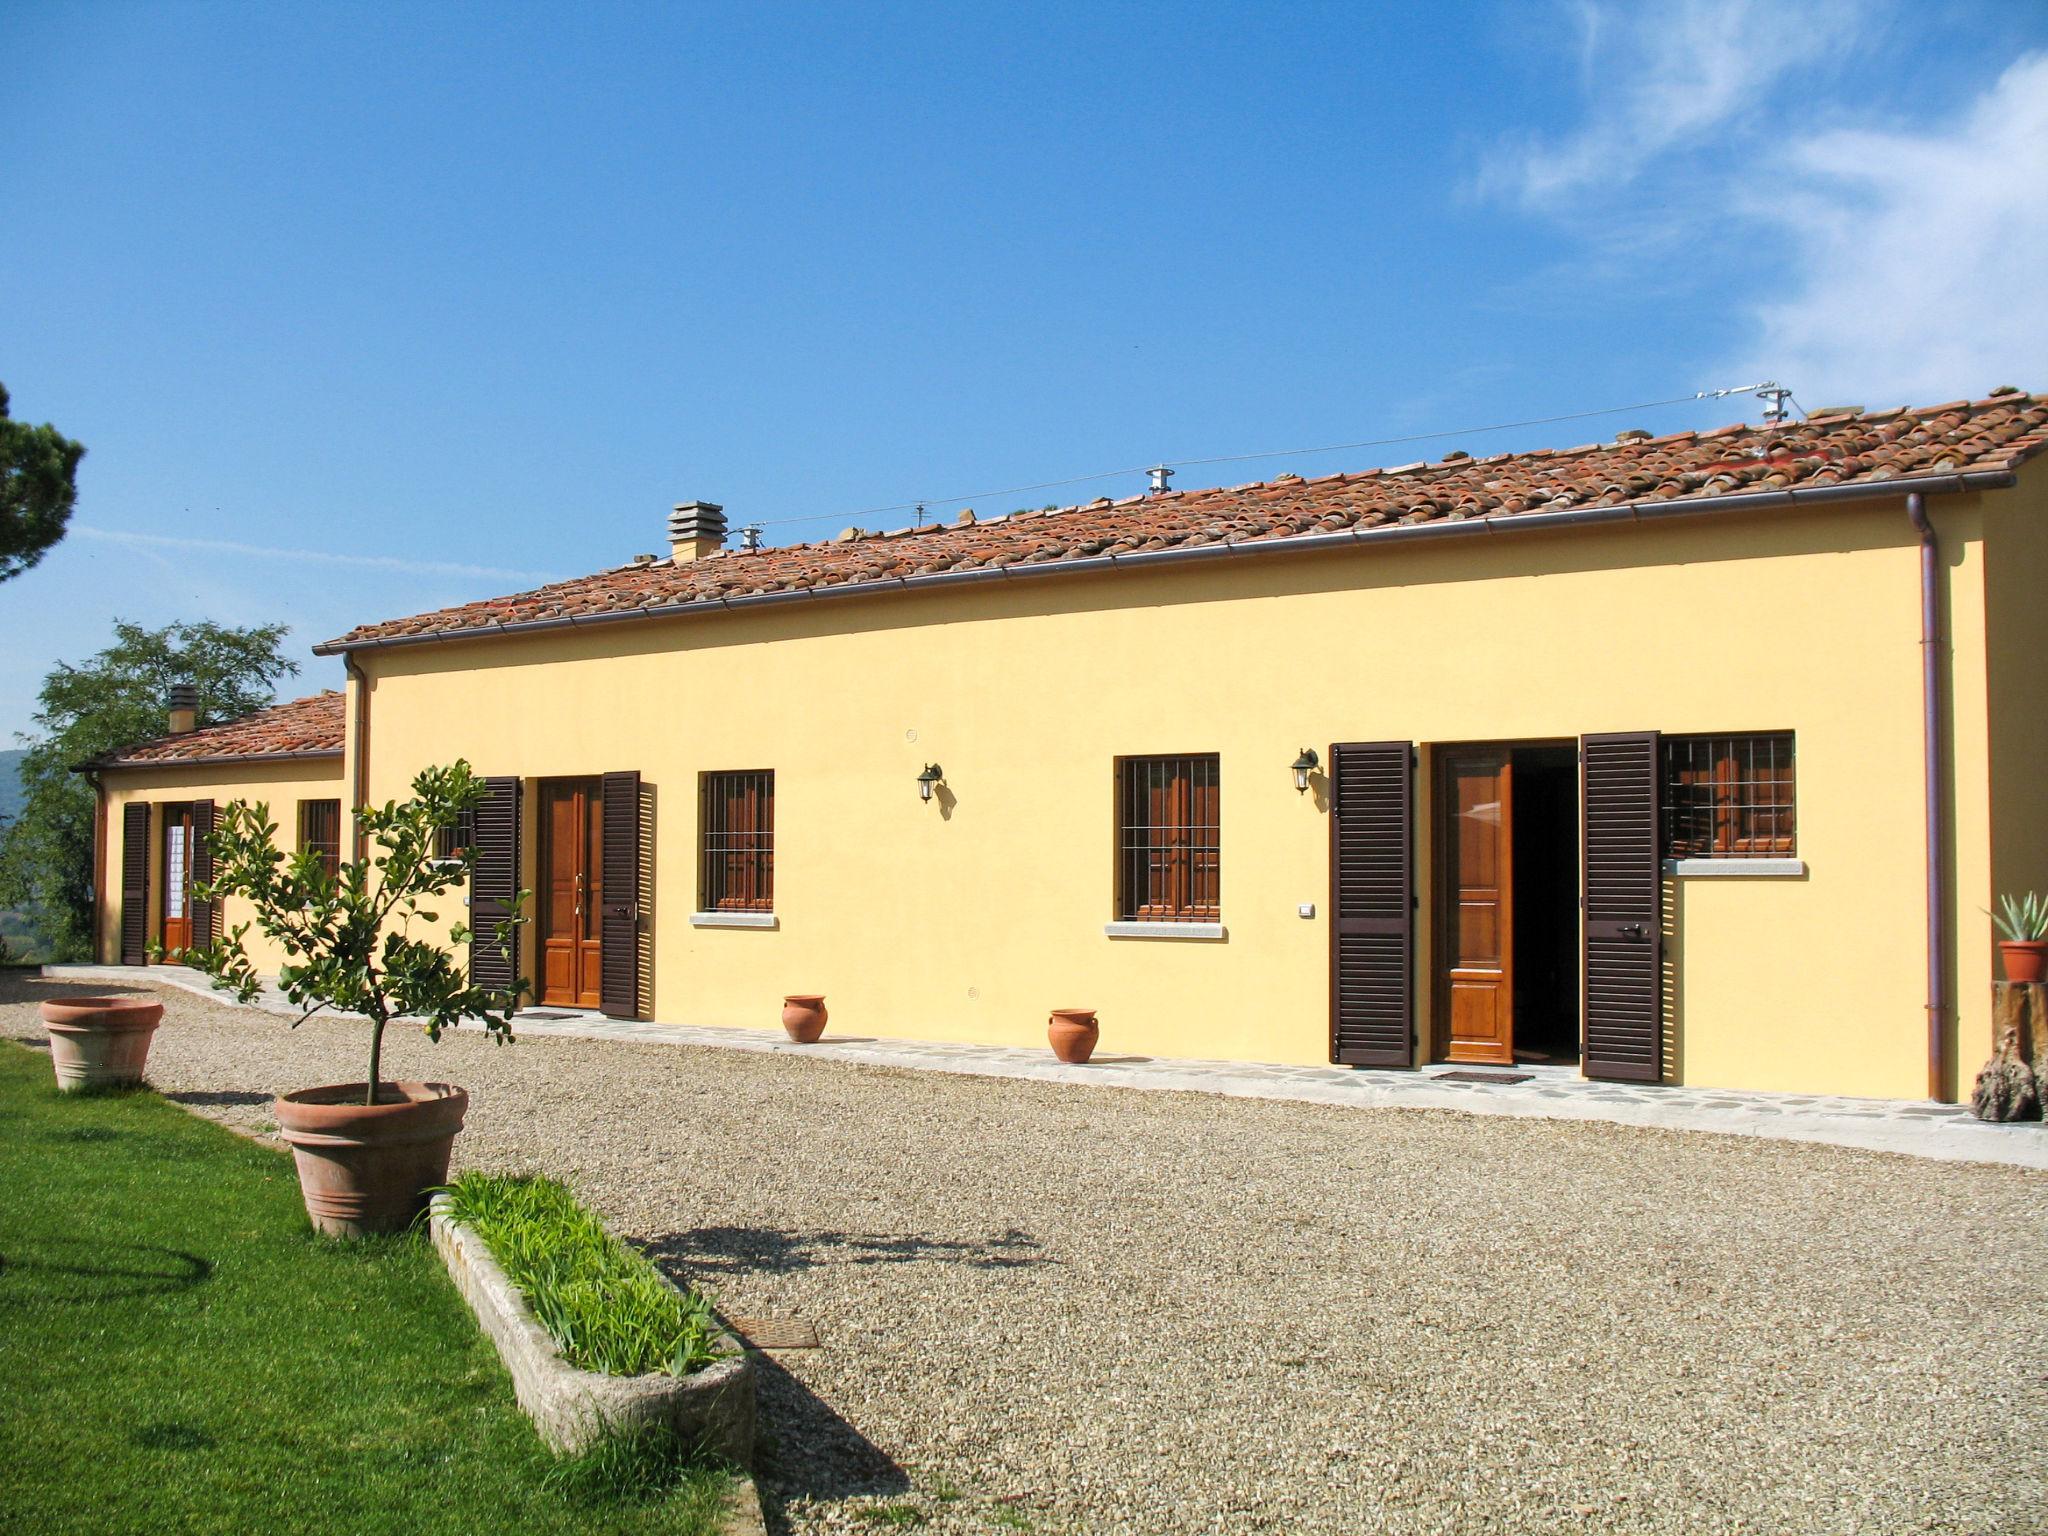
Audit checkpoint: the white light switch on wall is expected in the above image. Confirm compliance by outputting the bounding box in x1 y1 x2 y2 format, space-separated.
1298 902 1316 919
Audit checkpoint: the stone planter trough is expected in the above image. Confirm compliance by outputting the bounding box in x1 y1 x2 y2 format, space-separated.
429 1194 756 1461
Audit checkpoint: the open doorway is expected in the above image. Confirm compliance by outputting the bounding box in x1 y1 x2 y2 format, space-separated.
159 802 195 959
1508 746 1579 1064
1432 742 1580 1066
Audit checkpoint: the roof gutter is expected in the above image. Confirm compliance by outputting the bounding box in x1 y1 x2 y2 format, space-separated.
313 468 2015 659
72 748 344 774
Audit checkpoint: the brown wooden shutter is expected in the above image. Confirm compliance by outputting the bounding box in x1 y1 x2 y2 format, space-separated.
120 802 151 965
469 776 523 1003
1582 732 1663 1082
599 770 641 1019
1329 741 1415 1067
190 799 217 949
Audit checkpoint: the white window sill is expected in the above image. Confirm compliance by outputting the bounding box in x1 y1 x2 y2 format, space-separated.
1664 858 1806 878
690 911 778 929
1104 921 1227 940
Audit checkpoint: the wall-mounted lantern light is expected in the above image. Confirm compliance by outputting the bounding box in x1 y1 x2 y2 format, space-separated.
918 763 945 802
1291 747 1320 794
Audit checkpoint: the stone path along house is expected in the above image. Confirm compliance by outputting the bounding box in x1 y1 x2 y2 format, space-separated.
79 388 2048 1103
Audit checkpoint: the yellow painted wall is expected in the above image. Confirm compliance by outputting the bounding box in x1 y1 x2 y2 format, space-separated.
98 758 347 975
346 490 2010 1102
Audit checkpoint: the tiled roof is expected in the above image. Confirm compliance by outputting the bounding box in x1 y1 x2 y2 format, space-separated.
322 389 2047 652
101 690 346 766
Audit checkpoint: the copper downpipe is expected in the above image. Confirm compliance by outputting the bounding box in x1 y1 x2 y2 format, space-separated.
1906 492 1949 1101
344 653 371 862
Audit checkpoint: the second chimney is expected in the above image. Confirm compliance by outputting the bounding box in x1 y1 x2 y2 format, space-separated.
167 682 199 736
668 501 728 563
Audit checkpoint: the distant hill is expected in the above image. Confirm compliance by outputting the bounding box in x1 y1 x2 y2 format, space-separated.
0 748 25 826
0 748 25 827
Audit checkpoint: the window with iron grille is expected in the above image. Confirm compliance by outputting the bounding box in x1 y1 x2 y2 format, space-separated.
700 771 774 911
435 807 474 863
297 798 342 877
1662 733 1796 858
1116 754 1221 921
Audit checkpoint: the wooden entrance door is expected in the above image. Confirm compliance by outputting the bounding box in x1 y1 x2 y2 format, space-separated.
538 779 604 1009
1435 750 1514 1065
160 804 195 958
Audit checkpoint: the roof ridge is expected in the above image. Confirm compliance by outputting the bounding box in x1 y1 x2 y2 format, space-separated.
320 389 2043 652
99 688 347 766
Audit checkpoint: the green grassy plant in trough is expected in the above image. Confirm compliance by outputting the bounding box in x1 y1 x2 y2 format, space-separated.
440 1171 725 1378
0 1041 729 1536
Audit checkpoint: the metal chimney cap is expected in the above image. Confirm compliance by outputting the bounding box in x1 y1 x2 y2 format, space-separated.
668 502 728 538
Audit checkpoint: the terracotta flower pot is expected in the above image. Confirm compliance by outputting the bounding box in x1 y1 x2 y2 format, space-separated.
2001 940 2048 985
39 994 165 1092
782 995 828 1044
273 1082 468 1238
1048 1008 1100 1064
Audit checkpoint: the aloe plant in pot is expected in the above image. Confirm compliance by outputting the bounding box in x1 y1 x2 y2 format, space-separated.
188 761 529 1237
1991 892 2048 985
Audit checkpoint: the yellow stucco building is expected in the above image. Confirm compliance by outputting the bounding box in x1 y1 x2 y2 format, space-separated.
88 689 347 978
88 392 2048 1102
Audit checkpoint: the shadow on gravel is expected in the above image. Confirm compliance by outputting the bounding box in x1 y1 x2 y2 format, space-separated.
644 1224 1048 1277
163 1090 273 1108
747 1350 911 1533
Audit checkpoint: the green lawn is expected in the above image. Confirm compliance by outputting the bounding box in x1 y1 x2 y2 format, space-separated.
0 1041 734 1536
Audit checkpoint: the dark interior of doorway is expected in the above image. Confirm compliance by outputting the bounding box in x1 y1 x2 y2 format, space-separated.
1510 745 1579 1064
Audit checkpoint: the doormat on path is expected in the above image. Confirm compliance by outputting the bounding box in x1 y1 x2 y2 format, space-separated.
1432 1070 1535 1085
728 1316 821 1349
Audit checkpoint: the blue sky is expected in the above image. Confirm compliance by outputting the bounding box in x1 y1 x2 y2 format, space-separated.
4 1 2044 740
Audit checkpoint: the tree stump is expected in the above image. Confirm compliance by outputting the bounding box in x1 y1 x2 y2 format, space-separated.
1972 985 2045 1122
2005 982 2048 1091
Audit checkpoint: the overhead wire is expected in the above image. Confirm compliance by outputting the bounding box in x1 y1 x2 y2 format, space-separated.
737 381 1785 537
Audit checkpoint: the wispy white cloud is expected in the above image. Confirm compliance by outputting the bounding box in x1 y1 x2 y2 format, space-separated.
1724 52 2048 405
1476 0 1859 209
72 525 556 585
1477 2 2046 406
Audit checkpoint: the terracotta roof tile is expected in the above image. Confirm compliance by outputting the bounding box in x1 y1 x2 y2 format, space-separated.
322 391 2047 652
103 690 345 765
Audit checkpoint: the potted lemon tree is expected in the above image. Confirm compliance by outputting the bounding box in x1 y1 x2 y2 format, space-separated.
189 761 528 1237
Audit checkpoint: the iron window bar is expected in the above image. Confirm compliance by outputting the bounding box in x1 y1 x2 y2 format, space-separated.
700 770 775 911
1116 753 1221 921
1662 733 1795 859
298 798 342 878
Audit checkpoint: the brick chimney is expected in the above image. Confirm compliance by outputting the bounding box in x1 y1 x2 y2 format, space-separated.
167 682 199 735
668 501 727 563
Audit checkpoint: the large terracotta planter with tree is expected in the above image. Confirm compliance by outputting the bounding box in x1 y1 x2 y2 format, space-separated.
274 1082 471 1237
39 994 164 1091
188 762 528 1237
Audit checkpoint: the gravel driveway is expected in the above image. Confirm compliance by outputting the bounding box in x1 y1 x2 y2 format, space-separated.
7 970 2043 1535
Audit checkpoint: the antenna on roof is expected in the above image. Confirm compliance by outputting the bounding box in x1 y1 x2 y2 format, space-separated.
739 523 762 552
1757 382 1794 425
1147 464 1173 494
914 502 926 527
